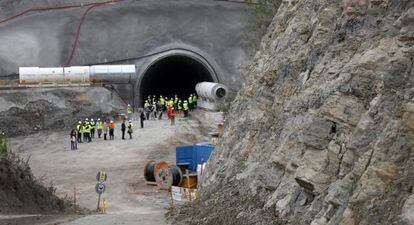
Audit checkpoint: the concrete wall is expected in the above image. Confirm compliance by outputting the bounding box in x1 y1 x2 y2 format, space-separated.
0 0 258 91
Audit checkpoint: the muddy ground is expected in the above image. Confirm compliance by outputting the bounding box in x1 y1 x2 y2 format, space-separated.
3 110 222 225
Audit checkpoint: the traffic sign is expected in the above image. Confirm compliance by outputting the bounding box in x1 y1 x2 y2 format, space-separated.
95 182 106 194
96 171 107 182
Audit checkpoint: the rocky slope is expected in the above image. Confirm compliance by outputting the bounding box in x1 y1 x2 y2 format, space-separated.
0 138 67 214
172 0 414 224
0 87 124 137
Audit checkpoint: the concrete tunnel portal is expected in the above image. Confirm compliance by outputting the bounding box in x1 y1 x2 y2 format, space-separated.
138 53 217 105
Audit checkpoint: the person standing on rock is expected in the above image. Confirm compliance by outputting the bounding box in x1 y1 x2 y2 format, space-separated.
127 120 133 139
140 110 145 128
103 120 108 140
121 120 126 140
109 121 115 140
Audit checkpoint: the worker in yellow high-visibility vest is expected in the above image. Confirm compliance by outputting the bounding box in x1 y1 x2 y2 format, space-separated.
192 94 197 109
76 121 83 143
188 94 193 111
127 104 133 120
177 100 182 115
97 118 103 138
183 100 189 117
168 98 174 107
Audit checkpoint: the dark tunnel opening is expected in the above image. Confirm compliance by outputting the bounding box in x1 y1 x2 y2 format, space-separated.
139 55 214 105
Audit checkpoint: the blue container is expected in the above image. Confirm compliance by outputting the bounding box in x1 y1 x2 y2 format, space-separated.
176 145 195 171
193 142 215 167
176 142 215 172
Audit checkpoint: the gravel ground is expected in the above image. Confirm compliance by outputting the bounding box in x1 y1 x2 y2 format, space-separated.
6 110 222 225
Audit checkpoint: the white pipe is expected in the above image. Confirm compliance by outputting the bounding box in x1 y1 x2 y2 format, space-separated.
19 65 136 86
195 82 228 101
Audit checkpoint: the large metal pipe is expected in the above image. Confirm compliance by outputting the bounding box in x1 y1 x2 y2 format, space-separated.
195 82 228 101
19 65 136 86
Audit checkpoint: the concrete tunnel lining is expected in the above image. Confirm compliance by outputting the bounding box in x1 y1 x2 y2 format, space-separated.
136 49 219 105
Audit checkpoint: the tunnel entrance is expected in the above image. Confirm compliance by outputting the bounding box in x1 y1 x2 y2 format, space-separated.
139 55 214 104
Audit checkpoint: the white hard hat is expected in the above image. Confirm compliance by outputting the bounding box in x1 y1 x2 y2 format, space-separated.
110 121 114 123
78 121 82 124
91 118 94 121
98 118 101 121
85 118 89 121
128 104 131 106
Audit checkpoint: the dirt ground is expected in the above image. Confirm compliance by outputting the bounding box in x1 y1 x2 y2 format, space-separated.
3 110 222 225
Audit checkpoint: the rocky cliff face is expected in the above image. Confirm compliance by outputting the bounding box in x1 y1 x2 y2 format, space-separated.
172 0 414 224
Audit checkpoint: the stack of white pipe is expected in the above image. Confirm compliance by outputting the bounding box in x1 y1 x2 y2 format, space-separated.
19 65 136 86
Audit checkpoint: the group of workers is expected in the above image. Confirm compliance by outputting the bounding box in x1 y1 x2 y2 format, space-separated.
70 118 133 150
143 94 198 124
69 94 198 150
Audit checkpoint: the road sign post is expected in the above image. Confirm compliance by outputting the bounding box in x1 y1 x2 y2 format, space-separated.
95 171 107 212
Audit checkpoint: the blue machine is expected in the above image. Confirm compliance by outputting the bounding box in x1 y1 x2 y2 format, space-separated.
176 142 215 172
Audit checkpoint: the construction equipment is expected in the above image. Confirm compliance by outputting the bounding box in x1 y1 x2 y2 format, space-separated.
195 82 228 110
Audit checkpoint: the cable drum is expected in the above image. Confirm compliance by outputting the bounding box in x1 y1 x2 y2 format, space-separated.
169 165 183 186
196 82 228 101
144 160 156 182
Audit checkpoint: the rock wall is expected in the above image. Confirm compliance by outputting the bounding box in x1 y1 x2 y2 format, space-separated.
172 0 414 224
0 87 125 137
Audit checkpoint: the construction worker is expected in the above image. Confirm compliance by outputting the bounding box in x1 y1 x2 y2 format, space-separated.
157 100 163 120
121 120 126 140
152 101 157 119
170 107 176 125
140 110 145 128
97 118 103 138
109 121 115 140
127 104 133 119
164 97 168 111
144 100 151 120
160 95 165 110
188 94 193 111
174 95 178 104
90 118 96 138
103 120 108 140
177 100 182 114
168 98 174 107
76 121 83 143
152 95 156 104
192 93 198 108
83 119 89 143
70 129 77 150
183 100 189 117
127 120 133 139
87 119 93 142
173 95 178 109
